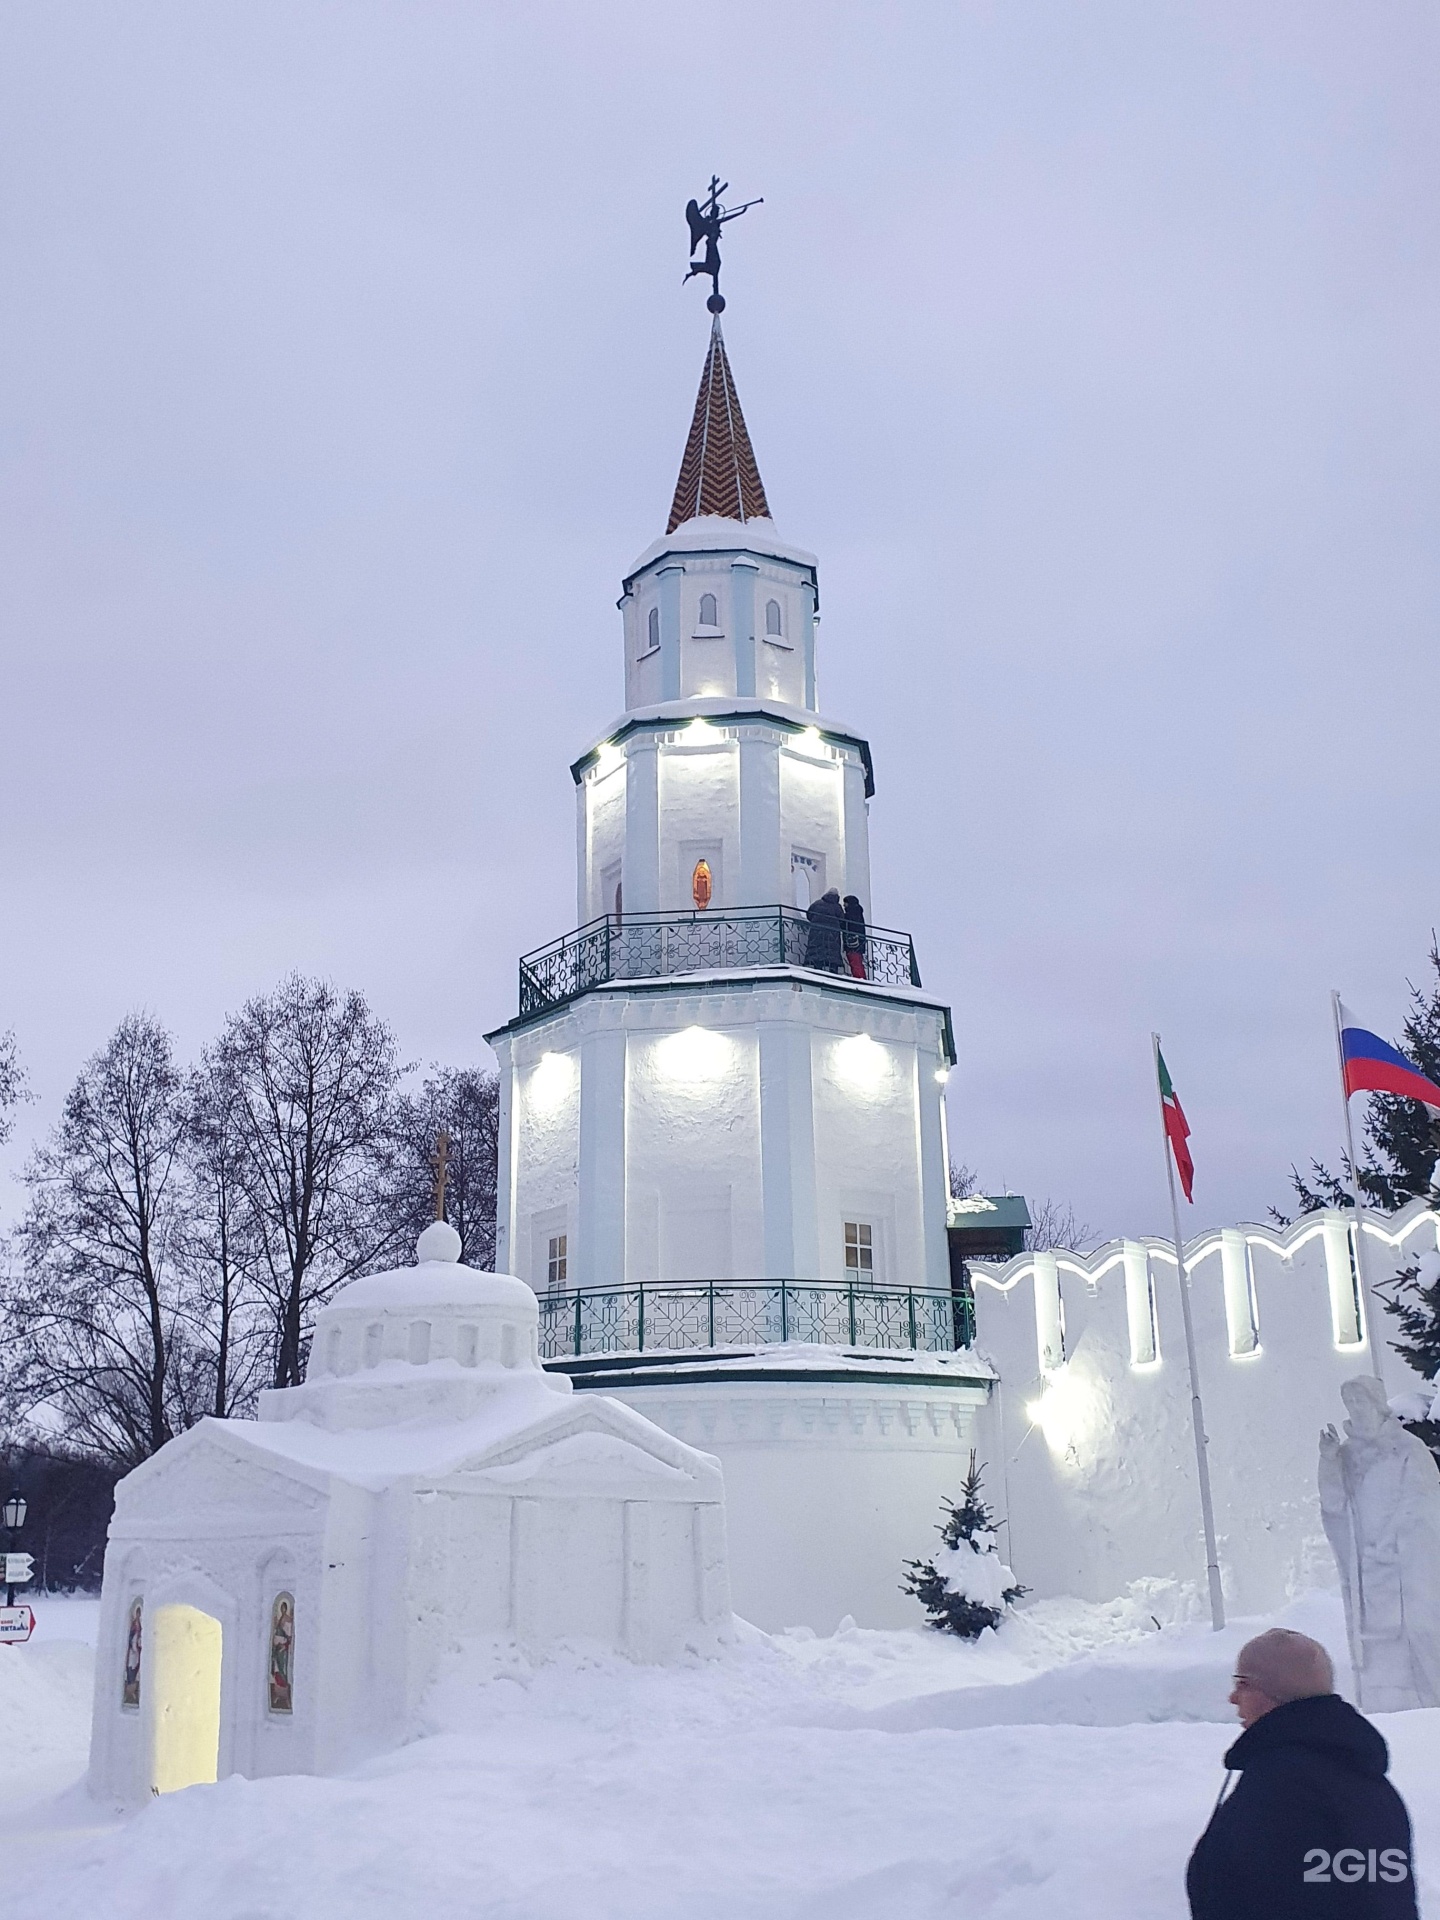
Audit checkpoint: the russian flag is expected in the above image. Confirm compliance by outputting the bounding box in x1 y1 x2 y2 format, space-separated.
1339 1002 1440 1113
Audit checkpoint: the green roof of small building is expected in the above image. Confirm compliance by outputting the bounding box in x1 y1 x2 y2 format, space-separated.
947 1194 1032 1233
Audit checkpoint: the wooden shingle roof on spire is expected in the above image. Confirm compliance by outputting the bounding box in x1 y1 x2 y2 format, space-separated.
666 318 771 534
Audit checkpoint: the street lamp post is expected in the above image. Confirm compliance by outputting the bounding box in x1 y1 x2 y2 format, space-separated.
2 1489 27 1608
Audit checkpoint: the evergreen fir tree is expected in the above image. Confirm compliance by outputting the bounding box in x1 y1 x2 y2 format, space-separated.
901 1451 1026 1639
1385 1249 1440 1382
1377 1248 1440 1465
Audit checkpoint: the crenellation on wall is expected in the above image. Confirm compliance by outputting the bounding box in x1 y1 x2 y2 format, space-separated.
970 1201 1440 1616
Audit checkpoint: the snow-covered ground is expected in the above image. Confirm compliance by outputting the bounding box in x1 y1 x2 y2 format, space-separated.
5 1588 1440 1918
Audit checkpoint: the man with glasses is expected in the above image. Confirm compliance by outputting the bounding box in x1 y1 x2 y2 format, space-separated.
1187 1628 1417 1916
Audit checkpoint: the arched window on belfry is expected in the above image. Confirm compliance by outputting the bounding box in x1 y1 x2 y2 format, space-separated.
699 592 718 628
647 606 660 651
765 598 782 637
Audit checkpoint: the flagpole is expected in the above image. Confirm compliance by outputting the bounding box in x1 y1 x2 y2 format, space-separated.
1152 1033 1226 1631
1331 991 1385 1383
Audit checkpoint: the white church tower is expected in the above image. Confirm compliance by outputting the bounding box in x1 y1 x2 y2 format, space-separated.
489 315 957 1299
486 284 990 1631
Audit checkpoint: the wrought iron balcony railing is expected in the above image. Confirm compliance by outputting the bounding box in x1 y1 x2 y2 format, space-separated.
537 1278 971 1360
518 905 921 1018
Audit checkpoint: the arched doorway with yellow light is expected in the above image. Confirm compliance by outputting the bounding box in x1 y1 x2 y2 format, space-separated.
147 1602 223 1794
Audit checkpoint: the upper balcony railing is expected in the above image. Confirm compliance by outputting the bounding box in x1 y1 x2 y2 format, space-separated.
537 1278 969 1360
518 905 922 1018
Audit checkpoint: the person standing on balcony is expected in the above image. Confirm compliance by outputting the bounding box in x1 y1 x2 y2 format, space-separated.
805 889 844 971
842 895 867 979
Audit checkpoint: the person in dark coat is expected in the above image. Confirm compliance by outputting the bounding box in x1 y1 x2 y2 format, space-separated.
841 894 867 979
804 888 845 971
1187 1629 1417 1919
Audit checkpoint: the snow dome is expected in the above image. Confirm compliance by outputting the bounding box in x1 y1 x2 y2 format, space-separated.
258 1219 571 1432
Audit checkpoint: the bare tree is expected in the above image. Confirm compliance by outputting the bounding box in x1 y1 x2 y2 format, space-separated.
947 1164 1094 1253
947 1163 980 1202
1024 1197 1096 1254
385 1067 499 1269
218 976 402 1388
0 1029 28 1146
180 1048 270 1418
5 1014 193 1466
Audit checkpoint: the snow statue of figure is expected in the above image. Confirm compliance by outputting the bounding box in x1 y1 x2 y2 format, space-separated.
1319 1374 1440 1711
902 1452 1026 1639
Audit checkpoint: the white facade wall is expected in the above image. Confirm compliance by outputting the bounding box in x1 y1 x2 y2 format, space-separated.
626 1026 763 1281
583 759 627 923
490 976 954 1296
574 710 872 922
970 1202 1440 1617
509 1047 581 1292
658 731 739 911
609 1371 990 1632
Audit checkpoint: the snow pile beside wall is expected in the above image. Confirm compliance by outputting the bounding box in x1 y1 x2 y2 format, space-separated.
0 1636 95 1786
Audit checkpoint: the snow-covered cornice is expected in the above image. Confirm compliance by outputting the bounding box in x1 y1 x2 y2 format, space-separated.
623 517 818 588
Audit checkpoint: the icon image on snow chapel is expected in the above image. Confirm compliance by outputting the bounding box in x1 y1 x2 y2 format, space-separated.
121 1597 142 1709
268 1592 294 1714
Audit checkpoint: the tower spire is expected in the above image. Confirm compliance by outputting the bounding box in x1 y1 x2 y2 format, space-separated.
666 316 771 534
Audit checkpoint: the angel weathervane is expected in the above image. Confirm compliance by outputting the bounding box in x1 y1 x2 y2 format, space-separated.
683 176 762 313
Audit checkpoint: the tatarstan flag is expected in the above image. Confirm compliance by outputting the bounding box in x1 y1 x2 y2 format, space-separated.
1157 1047 1195 1202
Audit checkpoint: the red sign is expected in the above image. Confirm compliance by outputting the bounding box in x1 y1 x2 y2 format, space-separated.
0 1607 34 1644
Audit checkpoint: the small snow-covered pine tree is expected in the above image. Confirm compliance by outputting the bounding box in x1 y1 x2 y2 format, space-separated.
901 1451 1026 1638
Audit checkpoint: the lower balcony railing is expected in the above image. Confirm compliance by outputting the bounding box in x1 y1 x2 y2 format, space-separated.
537 1279 973 1359
518 906 922 1018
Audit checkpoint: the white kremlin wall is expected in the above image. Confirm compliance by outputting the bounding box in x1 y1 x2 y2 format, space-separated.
970 1201 1440 1617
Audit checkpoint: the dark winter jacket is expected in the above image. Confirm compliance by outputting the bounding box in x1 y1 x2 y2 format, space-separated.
1186 1694 1417 1920
804 891 844 971
841 895 867 956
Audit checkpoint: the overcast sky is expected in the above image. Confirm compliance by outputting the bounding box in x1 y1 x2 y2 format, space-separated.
1 1 1437 1245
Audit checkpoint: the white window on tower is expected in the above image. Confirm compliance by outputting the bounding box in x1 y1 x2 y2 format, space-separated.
647 606 660 652
698 591 718 629
843 1221 875 1287
546 1234 569 1293
765 598 783 637
792 850 822 908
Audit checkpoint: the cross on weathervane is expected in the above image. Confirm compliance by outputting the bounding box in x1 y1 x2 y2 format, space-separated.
683 176 762 314
431 1128 450 1224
